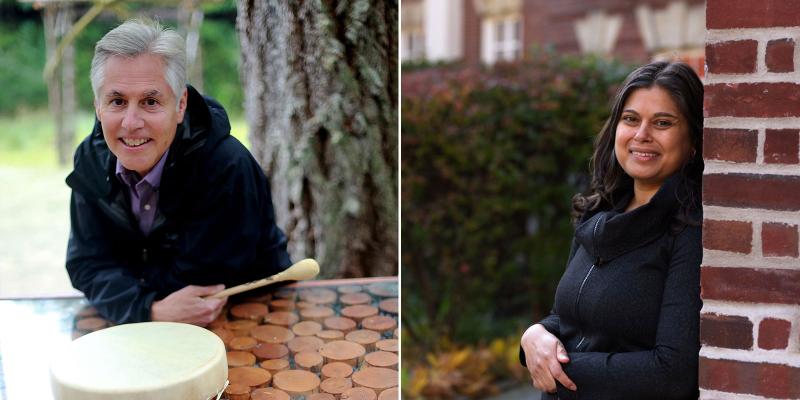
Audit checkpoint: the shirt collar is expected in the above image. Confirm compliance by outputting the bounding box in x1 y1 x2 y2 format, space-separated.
115 149 170 189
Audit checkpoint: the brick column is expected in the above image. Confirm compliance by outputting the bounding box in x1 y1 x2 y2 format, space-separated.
701 1 800 398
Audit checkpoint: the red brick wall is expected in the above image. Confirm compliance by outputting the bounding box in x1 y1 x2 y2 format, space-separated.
701 0 800 398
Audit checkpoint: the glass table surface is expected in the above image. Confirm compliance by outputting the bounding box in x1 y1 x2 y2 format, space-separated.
0 277 397 400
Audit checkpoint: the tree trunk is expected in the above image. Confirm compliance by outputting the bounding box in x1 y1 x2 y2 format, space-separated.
179 0 205 92
43 3 76 166
236 0 398 278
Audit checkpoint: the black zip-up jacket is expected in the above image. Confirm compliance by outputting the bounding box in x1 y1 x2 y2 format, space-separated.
521 174 702 399
66 85 291 324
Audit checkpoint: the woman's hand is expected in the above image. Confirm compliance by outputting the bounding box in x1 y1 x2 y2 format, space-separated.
521 324 577 393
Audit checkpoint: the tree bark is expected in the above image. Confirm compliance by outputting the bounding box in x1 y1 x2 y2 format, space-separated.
43 3 76 166
236 0 398 278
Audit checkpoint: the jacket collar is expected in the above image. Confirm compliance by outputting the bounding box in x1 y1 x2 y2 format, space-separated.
575 173 684 265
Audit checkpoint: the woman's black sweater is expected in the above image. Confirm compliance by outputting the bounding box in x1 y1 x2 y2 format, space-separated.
521 175 702 399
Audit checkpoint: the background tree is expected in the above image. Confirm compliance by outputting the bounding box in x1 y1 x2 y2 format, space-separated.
236 0 398 278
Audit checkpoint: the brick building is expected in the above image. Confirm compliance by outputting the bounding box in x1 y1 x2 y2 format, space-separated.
401 0 705 72
701 0 800 398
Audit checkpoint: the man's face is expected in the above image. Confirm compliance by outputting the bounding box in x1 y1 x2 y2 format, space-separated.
95 54 187 176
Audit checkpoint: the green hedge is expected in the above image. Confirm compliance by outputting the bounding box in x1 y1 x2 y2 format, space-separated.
401 52 632 350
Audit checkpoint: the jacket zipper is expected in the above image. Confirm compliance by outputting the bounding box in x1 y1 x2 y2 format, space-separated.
575 215 603 351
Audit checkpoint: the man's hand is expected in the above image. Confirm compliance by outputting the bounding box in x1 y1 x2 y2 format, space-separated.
521 323 577 393
151 284 228 326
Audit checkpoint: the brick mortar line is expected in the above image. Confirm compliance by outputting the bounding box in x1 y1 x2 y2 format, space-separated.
700 389 778 400
757 128 766 165
699 346 800 367
705 73 800 84
704 205 800 222
707 28 800 42
705 117 800 129
703 161 800 176
702 250 800 270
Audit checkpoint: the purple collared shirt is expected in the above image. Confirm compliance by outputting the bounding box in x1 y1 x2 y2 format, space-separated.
115 150 169 235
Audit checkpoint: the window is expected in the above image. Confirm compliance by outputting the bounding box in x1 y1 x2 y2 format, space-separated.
481 15 522 64
402 30 425 62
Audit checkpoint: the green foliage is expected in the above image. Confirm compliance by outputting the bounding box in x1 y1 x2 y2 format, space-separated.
401 52 632 353
0 20 47 114
0 10 242 115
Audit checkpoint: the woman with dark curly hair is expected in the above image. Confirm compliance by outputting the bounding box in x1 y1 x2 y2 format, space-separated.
519 61 704 399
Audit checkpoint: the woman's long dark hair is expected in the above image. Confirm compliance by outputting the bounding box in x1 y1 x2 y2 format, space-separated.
572 61 704 227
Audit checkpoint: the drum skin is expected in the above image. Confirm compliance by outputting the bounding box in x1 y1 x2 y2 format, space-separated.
50 322 227 400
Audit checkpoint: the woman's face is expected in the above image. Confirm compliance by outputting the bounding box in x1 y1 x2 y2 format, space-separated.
614 86 692 189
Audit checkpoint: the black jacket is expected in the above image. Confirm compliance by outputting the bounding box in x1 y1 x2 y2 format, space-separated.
66 86 291 324
521 174 702 399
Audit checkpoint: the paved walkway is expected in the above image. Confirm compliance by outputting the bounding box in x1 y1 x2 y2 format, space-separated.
0 166 77 297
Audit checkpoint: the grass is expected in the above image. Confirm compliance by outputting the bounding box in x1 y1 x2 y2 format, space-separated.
0 109 250 168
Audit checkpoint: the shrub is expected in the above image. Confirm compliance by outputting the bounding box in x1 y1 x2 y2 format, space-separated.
401 52 632 357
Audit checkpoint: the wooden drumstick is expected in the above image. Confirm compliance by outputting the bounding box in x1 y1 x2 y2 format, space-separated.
206 259 320 299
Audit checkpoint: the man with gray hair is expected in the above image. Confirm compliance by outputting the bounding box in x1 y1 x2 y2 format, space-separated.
66 19 291 325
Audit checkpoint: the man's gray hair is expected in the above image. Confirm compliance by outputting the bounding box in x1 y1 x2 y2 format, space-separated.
91 18 186 107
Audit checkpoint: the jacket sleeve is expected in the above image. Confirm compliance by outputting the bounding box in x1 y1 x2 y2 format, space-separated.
67 191 158 324
556 227 702 400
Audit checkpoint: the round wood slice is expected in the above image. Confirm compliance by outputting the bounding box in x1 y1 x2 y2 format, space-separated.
225 320 260 337
75 317 109 332
288 336 325 355
319 340 366 367
230 303 269 321
259 358 290 375
251 387 291 400
273 370 321 397
300 288 337 305
295 301 317 309
337 285 362 294
229 336 259 352
308 393 336 400
375 339 398 353
352 367 397 395
208 312 229 330
212 328 235 347
251 325 295 344
252 343 289 361
340 305 378 324
364 351 398 370
227 351 257 368
51 322 227 400
269 299 296 312
228 366 272 388
377 387 398 400
294 350 324 372
274 288 296 299
339 292 371 306
323 317 357 333
340 387 377 400
316 330 345 343
292 320 323 337
345 330 381 352
300 306 335 323
320 377 352 397
377 298 398 315
366 283 397 298
264 311 300 327
224 383 251 400
321 361 354 380
361 316 396 335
